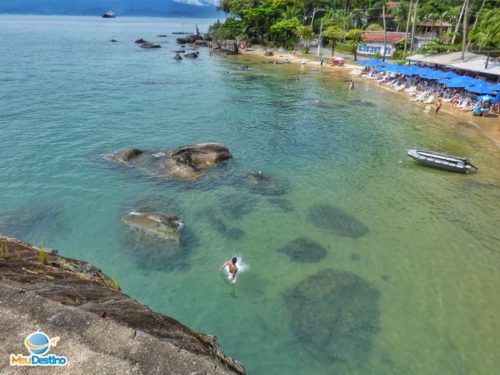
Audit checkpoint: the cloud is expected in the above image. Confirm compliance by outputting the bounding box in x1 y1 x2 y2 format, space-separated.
173 0 219 6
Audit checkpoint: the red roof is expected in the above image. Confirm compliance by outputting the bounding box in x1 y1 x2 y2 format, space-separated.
363 32 407 44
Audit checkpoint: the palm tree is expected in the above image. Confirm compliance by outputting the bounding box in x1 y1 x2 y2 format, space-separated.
471 9 500 68
382 0 388 61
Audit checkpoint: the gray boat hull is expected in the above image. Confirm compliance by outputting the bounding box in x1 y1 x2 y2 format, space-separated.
407 149 473 173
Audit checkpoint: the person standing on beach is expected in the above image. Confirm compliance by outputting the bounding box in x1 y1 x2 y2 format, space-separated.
349 80 354 90
219 257 238 280
434 98 442 115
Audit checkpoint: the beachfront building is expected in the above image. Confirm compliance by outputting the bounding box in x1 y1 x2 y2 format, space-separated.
408 52 500 81
357 32 408 58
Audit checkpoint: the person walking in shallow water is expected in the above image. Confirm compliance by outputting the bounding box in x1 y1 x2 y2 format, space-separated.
349 80 354 90
219 257 238 280
434 98 442 115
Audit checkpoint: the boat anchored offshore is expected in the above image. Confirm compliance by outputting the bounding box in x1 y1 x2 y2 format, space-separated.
102 11 116 18
407 150 478 173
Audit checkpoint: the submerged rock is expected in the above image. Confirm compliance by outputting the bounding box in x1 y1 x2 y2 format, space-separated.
108 143 232 180
141 43 161 49
278 237 327 262
284 268 380 365
122 212 183 241
184 52 199 58
268 197 295 212
245 171 290 196
174 53 183 60
0 205 64 239
0 236 245 374
134 38 148 44
218 192 257 220
202 210 244 240
308 204 369 238
349 99 377 108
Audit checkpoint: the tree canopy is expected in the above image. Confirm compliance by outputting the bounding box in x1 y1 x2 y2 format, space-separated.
210 0 499 55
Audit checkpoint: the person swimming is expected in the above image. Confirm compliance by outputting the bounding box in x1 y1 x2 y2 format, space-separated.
219 257 238 281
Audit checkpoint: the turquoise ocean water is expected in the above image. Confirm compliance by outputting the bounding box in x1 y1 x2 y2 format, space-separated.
1 15 499 374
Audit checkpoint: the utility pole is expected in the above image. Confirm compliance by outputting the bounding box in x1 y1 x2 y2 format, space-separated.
403 0 414 53
461 0 469 61
409 0 419 52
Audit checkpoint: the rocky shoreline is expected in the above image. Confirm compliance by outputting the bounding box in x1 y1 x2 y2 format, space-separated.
0 236 245 374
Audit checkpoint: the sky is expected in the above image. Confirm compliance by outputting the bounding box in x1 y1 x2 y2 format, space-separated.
0 0 223 18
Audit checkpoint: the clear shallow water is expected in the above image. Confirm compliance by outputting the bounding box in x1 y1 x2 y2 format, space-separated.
1 15 500 374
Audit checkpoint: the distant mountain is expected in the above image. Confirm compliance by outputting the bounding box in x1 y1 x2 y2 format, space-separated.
0 0 223 18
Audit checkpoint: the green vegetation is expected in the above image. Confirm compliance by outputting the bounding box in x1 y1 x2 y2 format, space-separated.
38 248 48 265
0 242 10 259
211 0 499 58
110 273 121 290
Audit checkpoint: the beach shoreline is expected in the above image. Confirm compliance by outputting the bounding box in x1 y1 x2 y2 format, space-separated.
237 46 500 147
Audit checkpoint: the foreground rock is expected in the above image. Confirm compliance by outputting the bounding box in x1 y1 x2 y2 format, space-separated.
209 40 238 55
284 269 380 365
123 212 183 241
0 236 245 374
108 143 233 180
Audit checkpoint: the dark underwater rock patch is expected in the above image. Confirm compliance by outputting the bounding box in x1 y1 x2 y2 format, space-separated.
246 171 290 196
203 210 245 240
218 192 257 220
0 205 65 240
268 197 295 212
278 237 327 263
284 268 380 365
308 204 369 238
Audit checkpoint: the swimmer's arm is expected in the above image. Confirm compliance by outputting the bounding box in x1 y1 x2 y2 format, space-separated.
232 269 238 279
218 261 229 270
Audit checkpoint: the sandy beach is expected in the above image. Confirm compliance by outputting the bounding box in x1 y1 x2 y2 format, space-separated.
238 46 500 147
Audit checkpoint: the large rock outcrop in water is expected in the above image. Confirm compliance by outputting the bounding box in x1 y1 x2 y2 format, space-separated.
108 143 232 180
123 211 183 241
0 236 245 374
209 40 238 55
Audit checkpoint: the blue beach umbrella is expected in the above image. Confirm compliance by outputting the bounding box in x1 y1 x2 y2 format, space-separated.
477 95 494 102
466 84 497 94
421 70 450 80
489 83 500 91
440 77 479 88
